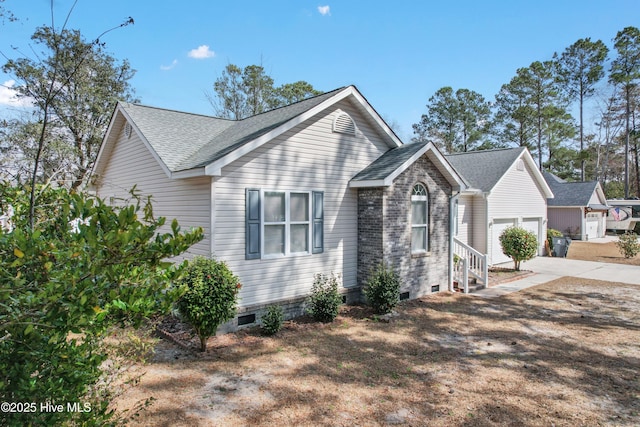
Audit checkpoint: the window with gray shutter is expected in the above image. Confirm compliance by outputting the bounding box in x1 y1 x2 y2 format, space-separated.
312 191 324 253
245 189 261 259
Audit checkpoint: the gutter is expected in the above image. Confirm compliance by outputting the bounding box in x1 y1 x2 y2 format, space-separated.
448 190 460 292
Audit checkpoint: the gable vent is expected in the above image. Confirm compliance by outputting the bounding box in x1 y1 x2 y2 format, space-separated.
124 122 132 139
333 112 356 136
516 159 525 171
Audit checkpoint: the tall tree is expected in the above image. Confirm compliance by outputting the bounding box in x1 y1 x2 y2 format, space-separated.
412 86 491 153
2 16 135 223
492 74 537 152
210 64 321 120
554 38 608 181
610 26 640 198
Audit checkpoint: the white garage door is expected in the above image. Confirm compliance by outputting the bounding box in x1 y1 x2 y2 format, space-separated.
522 217 541 255
491 218 517 265
586 213 599 240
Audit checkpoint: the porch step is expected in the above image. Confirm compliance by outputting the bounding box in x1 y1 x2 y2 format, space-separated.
454 279 486 293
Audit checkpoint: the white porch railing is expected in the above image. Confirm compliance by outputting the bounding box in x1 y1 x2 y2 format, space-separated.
453 237 488 293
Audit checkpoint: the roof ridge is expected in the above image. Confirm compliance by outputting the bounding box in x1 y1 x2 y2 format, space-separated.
445 146 524 157
120 101 232 121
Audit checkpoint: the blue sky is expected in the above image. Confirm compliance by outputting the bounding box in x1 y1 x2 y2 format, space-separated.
1 0 639 140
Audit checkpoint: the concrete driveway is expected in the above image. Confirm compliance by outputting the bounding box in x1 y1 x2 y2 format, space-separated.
475 256 640 298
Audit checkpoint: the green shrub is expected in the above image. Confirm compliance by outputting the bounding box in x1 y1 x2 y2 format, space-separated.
306 273 342 323
615 232 640 259
547 228 563 249
176 257 240 351
499 226 538 271
364 263 401 314
0 183 202 426
261 305 284 335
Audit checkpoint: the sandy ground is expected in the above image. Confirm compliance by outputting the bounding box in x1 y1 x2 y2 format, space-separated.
110 265 640 425
566 238 640 266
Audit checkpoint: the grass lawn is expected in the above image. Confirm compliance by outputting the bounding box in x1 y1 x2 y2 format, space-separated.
112 277 640 426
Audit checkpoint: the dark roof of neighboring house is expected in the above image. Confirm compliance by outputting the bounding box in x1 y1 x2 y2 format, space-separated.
118 87 348 172
543 171 606 208
351 141 429 182
445 147 526 192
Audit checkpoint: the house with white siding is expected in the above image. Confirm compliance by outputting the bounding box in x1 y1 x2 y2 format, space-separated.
446 147 554 268
543 172 608 240
91 86 467 329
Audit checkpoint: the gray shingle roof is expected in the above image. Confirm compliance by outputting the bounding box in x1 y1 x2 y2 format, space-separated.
121 87 347 172
351 141 429 182
543 171 602 207
445 147 526 192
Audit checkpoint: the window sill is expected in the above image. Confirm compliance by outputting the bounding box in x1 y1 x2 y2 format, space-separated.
261 251 312 260
411 251 431 258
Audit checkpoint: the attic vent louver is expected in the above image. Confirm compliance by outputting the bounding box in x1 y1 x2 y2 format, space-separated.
516 159 525 171
333 112 356 136
124 122 132 139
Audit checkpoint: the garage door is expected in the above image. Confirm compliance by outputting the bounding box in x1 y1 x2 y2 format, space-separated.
491 218 517 265
586 213 599 240
522 217 541 255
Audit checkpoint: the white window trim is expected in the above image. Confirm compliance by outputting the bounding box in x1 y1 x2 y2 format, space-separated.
411 184 429 254
261 190 312 258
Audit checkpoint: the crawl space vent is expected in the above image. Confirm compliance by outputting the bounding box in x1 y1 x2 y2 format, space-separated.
399 291 410 301
237 313 256 326
431 285 440 293
333 113 356 136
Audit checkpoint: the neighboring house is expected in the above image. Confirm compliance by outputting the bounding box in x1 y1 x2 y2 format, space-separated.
91 86 466 330
446 147 554 266
543 172 608 240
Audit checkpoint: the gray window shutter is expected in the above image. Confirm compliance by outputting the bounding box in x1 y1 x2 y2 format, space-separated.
312 191 324 254
246 188 261 259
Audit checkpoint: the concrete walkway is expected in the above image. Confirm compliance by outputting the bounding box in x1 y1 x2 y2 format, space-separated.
474 256 640 298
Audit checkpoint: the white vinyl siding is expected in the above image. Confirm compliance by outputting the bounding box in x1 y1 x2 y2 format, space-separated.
486 157 547 263
213 101 390 307
95 123 211 260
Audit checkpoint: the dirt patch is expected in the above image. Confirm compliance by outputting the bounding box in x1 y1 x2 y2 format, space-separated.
112 278 640 426
567 240 640 265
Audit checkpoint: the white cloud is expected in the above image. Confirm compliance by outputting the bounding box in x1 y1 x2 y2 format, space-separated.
188 45 215 59
318 5 330 16
0 80 33 107
160 59 178 70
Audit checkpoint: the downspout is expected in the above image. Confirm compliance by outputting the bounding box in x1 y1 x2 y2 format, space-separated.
448 190 460 292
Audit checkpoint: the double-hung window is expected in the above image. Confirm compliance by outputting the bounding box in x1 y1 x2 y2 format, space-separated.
411 183 429 253
246 189 323 259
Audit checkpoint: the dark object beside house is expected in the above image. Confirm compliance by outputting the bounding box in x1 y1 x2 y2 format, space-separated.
551 237 570 257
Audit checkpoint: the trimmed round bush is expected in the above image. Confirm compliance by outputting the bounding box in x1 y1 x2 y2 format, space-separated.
176 256 240 351
499 226 538 271
261 305 284 335
306 273 342 323
364 263 401 314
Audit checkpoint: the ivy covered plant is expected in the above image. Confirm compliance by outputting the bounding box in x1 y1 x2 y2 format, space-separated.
0 183 203 426
306 273 342 323
176 257 241 351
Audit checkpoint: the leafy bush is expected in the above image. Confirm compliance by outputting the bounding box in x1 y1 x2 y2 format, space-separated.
0 183 202 426
547 228 563 249
615 232 640 259
261 305 284 335
364 263 401 314
176 257 241 351
306 273 342 323
499 226 538 271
